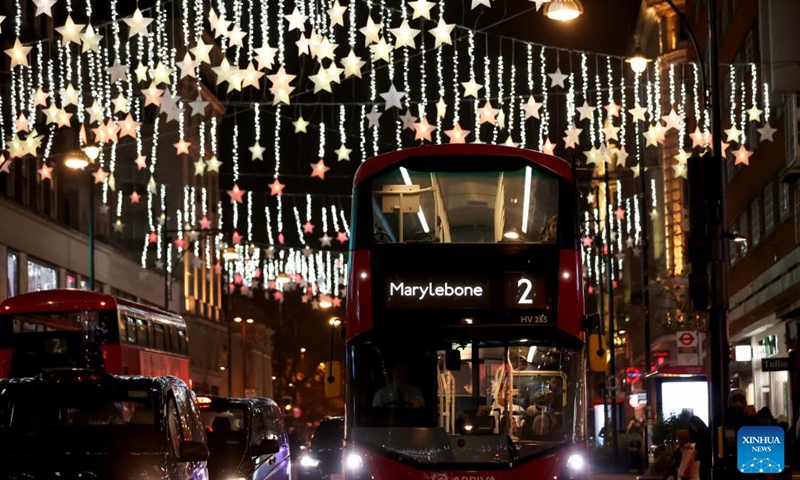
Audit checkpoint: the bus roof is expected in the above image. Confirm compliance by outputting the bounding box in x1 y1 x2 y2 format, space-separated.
353 144 574 187
0 289 183 324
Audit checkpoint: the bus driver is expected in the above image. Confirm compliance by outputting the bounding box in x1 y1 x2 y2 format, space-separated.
373 363 425 408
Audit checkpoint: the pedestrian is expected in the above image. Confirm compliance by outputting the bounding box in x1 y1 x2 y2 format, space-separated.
724 388 761 479
687 415 710 480
662 429 690 480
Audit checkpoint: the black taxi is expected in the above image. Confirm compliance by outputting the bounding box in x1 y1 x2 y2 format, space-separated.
196 394 291 480
0 369 209 480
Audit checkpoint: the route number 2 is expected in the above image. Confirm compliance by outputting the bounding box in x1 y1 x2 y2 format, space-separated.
517 278 534 304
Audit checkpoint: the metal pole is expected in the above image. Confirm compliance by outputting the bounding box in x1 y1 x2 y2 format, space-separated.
163 195 169 311
88 172 95 291
604 167 619 463
707 1 729 477
227 269 233 395
242 322 248 396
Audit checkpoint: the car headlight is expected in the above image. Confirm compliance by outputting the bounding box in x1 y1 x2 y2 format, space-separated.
566 453 585 470
345 453 364 471
226 477 247 480
299 455 320 468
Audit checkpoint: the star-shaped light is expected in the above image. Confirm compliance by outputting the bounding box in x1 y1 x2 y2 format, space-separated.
134 154 147 170
444 123 470 144
241 62 264 89
267 66 296 105
188 96 208 117
615 147 630 167
60 83 79 107
335 144 352 161
522 95 542 120
320 233 333 247
758 123 777 142
208 8 230 37
409 0 436 19
337 232 349 244
177 52 197 79
369 38 394 63
228 184 245 203
733 145 753 166
5 38 32 68
31 88 49 109
674 149 691 165
134 61 149 83
359 16 382 46
366 106 382 128
107 61 129 84
309 67 334 93
38 163 53 181
141 82 164 107
43 103 60 124
435 97 448 119
310 159 331 179
284 8 308 31
118 113 141 139
541 138 556 156
123 8 153 37
724 125 742 143
643 124 660 147
32 0 58 17
249 143 266 161
340 49 366 79
56 15 85 46
113 220 125 233
604 100 621 118
80 24 103 53
327 1 347 27
380 84 406 110
630 164 641 178
661 108 684 131
55 109 73 128
672 163 688 179
193 159 206 176
93 167 109 184
461 78 483 98
628 103 648 122
190 41 213 65
293 116 310 133
254 45 277 71
15 113 29 133
199 216 212 230
400 110 418 130
174 138 191 155
471 0 491 9
548 68 568 88
227 25 247 48
478 101 500 125
212 58 234 85
602 122 620 142
747 106 763 122
413 117 437 142
575 100 595 121
389 20 420 49
269 179 286 196
689 127 706 148
85 100 105 125
129 191 141 204
563 127 582 149
302 221 315 233
503 136 519 148
206 156 222 172
428 17 455 48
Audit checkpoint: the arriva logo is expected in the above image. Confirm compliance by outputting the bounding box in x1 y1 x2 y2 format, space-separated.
431 475 495 480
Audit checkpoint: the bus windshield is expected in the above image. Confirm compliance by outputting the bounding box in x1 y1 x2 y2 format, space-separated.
0 311 117 376
370 161 560 244
349 336 584 466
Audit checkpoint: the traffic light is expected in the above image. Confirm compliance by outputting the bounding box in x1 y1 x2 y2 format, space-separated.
687 156 724 311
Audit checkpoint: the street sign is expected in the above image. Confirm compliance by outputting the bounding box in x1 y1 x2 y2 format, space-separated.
678 331 697 347
762 357 791 372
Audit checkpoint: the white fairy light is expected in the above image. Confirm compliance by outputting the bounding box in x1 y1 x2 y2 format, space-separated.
321 206 329 232
419 31 428 135
740 65 747 145
436 27 443 143
265 205 275 245
620 60 627 146
340 208 350 236
669 63 676 107
248 192 254 243
277 0 285 64
729 65 736 139
566 72 575 130
331 205 341 232
751 63 757 116
306 194 312 222
654 58 662 119
693 63 702 132
495 55 503 144
319 121 326 157
116 190 123 219
274 105 282 176
233 122 240 181
509 62 516 135
634 193 641 242
469 31 477 129
360 105 366 161
294 206 305 244
339 105 346 150
348 0 356 45
276 196 284 237
763 82 770 121
485 55 494 143
678 65 686 145
595 68 604 144
539 46 548 148
453 34 461 123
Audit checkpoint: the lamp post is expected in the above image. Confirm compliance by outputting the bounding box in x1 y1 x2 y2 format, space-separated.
327 316 342 385
230 315 254 397
64 144 100 290
542 0 584 22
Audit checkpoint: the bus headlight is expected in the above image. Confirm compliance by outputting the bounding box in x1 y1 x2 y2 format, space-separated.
345 453 364 471
299 455 320 468
566 453 585 470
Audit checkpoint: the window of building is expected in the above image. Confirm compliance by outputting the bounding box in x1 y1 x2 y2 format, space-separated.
764 182 774 236
66 272 78 289
751 198 761 247
728 222 739 265
795 184 800 243
7 252 19 298
27 258 58 292
778 184 790 223
739 212 749 257
720 0 731 35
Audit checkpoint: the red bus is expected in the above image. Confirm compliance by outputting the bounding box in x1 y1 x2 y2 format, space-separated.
0 289 190 383
342 144 588 480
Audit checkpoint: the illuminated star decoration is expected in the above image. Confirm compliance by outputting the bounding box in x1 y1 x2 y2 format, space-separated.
335 145 352 161
249 143 266 161
337 231 349 244
123 8 153 37
400 110 418 130
389 20 420 49
757 123 777 142
523 96 542 120
365 106 382 128
129 191 141 204
542 138 556 156
413 117 437 142
380 84 406 110
436 98 447 119
548 67 568 88
269 179 286 196
206 156 222 172
429 17 455 48
327 0 347 27
461 78 483 98
604 100 621 118
303 221 315 233
293 116 310 133
55 15 85 46
409 0 436 19
576 101 596 121
628 103 648 122
227 184 245 203
341 50 365 79
310 159 331 179
33 0 58 17
174 138 191 155
359 16 382 46
38 163 53 181
93 167 109 184
733 145 753 166
5 38 32 68
283 8 308 32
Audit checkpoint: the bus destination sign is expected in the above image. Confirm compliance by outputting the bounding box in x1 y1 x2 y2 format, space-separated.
384 275 490 309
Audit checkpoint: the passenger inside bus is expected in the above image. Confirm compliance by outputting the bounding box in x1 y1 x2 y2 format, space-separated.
538 215 558 243
373 363 425 408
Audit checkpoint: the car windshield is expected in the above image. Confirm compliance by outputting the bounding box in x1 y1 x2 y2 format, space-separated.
349 336 584 466
0 384 159 453
370 158 560 244
310 419 343 451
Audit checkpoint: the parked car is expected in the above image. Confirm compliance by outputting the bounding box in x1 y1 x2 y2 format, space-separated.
0 369 209 480
196 394 291 480
297 416 344 480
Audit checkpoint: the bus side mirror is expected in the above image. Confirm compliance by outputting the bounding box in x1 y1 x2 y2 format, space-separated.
583 313 601 331
324 361 341 398
445 349 461 371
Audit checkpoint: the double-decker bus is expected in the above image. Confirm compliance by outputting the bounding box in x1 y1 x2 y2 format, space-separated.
342 144 588 480
0 289 190 382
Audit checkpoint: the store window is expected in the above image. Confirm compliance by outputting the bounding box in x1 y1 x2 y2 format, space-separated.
27 258 58 292
764 183 774 236
780 184 790 222
751 198 761 247
7 252 19 298
739 212 749 258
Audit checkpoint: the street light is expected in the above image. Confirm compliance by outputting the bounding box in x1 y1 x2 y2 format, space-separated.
626 44 650 75
275 272 291 284
64 144 100 290
222 246 240 261
543 0 583 22
327 316 343 385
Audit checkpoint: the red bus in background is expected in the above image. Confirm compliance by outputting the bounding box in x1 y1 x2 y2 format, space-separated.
343 144 588 480
0 289 190 383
